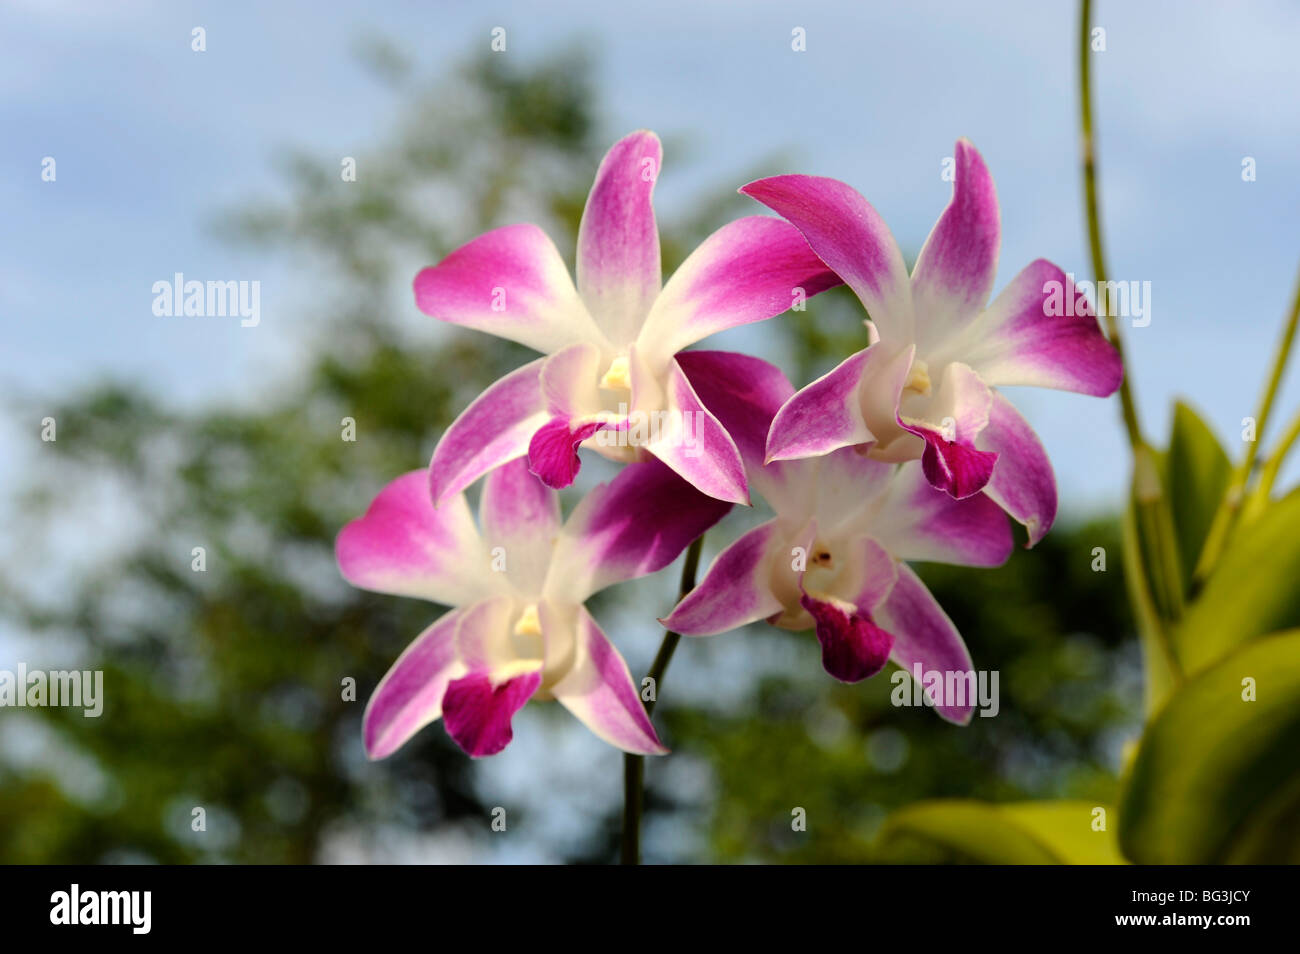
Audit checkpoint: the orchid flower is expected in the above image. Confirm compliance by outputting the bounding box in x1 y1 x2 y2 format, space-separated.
741 140 1122 544
336 457 730 758
661 351 1013 723
415 130 840 506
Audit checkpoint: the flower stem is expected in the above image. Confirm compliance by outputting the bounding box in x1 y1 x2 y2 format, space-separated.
1193 260 1300 584
620 532 704 865
1252 404 1300 509
1080 0 1143 452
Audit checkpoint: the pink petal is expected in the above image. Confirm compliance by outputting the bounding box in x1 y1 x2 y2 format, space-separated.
740 174 913 342
413 223 599 354
551 456 733 603
480 458 561 593
362 609 465 760
576 130 663 345
870 462 1014 567
643 358 749 504
527 417 606 489
765 347 878 463
910 139 1000 351
800 592 894 684
547 606 667 755
673 349 797 502
905 425 998 499
959 259 1122 396
899 361 998 499
428 358 548 506
661 521 785 636
442 669 542 758
637 215 840 363
975 391 1058 547
337 471 489 604
874 565 975 725
539 341 603 419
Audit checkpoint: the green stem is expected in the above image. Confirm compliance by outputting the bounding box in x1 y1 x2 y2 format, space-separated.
620 533 704 865
1081 1 1183 677
1080 0 1143 452
1252 406 1300 508
1193 260 1300 584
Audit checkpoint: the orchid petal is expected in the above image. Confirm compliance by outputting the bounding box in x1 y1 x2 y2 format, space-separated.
868 462 1014 566
910 139 1000 350
643 359 749 504
413 224 601 354
429 358 548 506
899 361 998 498
337 471 492 604
546 605 667 755
674 349 797 504
637 216 840 365
362 609 465 760
576 130 662 346
875 565 976 725
439 596 543 757
548 456 732 604
800 592 894 684
442 670 542 758
957 259 1122 396
976 390 1058 547
481 458 561 593
661 521 785 636
741 174 913 342
527 417 606 489
765 348 877 463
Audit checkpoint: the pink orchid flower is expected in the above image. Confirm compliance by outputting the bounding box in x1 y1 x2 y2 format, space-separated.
415 130 840 506
661 351 1012 723
741 139 1122 544
337 457 730 758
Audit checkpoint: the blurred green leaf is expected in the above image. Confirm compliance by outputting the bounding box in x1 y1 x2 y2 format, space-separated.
1119 630 1300 863
877 800 1124 864
1175 489 1300 673
1165 401 1230 594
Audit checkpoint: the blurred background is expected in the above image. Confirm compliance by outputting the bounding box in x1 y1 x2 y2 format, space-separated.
1 0 1297 863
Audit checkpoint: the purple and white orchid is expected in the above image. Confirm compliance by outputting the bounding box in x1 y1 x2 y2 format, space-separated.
415 129 840 506
662 351 1013 723
742 139 1122 544
336 457 730 758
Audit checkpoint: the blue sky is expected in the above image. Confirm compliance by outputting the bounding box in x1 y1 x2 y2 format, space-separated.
4 0 1299 514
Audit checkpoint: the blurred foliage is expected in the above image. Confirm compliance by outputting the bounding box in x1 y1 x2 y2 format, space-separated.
1 43 1145 864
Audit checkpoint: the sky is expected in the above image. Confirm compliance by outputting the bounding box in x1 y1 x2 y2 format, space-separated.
3 0 1299 514
1 0 1299 859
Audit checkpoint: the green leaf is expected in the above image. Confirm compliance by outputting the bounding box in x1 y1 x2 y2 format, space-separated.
1165 401 1231 593
1175 488 1300 673
877 800 1125 864
1118 630 1300 863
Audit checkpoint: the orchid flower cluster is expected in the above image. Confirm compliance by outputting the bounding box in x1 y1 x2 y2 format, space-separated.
337 131 1122 758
